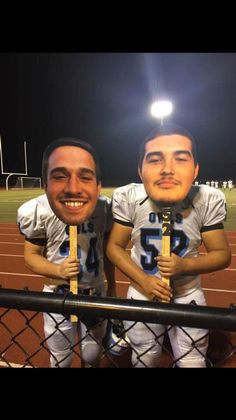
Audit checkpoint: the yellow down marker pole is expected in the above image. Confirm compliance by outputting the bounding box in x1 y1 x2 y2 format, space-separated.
161 208 171 292
69 225 78 322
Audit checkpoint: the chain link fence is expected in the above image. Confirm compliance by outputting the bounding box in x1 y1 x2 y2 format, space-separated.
1 287 236 368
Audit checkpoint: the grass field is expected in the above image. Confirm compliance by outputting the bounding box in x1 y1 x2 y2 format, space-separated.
0 188 114 224
0 187 235 230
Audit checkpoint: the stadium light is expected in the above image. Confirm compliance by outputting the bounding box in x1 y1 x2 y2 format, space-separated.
150 100 173 124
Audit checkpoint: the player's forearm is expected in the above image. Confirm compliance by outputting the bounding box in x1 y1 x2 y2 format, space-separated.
183 250 231 275
107 244 148 289
24 254 64 279
104 255 116 296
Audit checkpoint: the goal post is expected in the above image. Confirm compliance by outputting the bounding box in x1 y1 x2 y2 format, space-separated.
11 176 42 189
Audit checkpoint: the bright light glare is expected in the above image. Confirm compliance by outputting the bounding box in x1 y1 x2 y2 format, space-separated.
150 100 173 118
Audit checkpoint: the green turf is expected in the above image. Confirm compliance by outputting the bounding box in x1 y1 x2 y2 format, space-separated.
0 189 44 223
0 188 114 224
222 188 236 230
0 187 235 230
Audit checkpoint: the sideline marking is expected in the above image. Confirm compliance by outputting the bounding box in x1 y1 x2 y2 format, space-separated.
0 242 23 245
0 254 23 257
0 272 236 293
0 271 43 278
0 361 32 368
203 287 236 293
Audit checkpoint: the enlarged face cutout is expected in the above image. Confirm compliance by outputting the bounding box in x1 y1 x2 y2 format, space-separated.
139 134 199 206
45 146 101 225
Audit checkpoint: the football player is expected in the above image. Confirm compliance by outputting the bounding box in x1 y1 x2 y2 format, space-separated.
107 123 231 367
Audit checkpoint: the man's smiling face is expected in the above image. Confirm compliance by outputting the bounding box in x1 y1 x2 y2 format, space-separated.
44 146 101 225
139 134 199 206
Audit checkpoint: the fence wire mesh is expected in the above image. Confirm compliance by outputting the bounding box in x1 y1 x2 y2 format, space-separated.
1 287 236 368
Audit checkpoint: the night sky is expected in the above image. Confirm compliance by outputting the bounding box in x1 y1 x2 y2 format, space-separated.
1 52 236 187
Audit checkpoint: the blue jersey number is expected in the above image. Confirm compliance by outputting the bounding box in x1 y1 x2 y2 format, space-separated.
86 237 99 276
140 228 189 274
59 237 99 277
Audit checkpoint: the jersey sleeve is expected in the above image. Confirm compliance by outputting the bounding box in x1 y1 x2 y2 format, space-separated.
17 197 47 245
112 185 136 227
199 188 227 232
103 196 113 238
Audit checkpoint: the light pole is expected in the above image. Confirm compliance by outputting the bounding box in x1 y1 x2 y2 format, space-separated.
150 100 173 125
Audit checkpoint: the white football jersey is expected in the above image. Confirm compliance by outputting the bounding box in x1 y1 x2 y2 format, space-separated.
17 194 112 290
112 183 227 297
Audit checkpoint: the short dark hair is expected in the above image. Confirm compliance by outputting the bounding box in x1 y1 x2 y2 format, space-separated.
138 123 198 169
42 137 101 185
